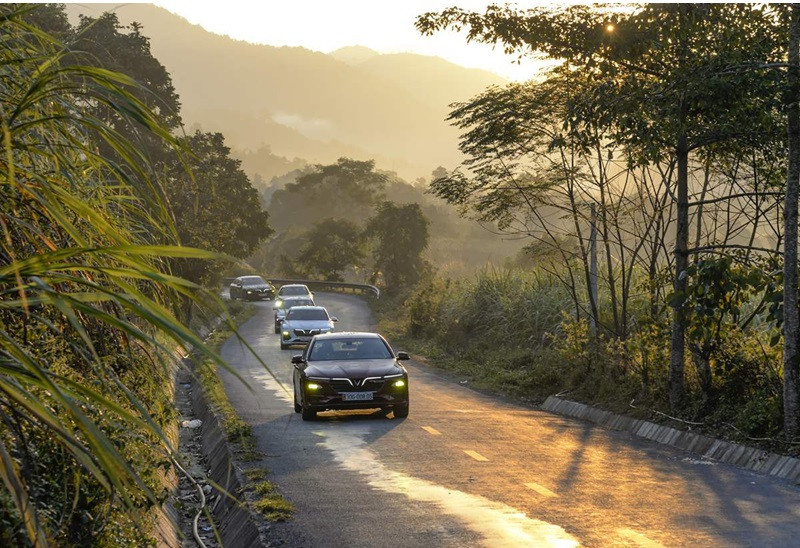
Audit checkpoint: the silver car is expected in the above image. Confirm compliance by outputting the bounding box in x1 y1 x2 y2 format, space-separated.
275 284 313 301
280 306 337 350
273 296 315 333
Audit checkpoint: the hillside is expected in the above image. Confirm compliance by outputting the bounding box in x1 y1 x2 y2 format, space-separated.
65 4 507 181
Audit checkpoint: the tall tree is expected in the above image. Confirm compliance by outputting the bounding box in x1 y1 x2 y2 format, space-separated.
365 202 430 291
784 5 800 440
166 131 272 284
268 158 387 231
294 218 364 281
418 3 782 410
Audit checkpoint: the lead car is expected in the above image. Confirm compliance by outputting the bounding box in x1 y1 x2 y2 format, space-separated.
292 332 410 421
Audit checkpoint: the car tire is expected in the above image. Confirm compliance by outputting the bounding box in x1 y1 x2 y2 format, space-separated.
280 341 288 350
293 387 302 413
301 406 316 421
274 321 280 334
393 403 409 419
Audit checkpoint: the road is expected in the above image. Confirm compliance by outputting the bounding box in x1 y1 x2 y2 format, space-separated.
218 292 800 547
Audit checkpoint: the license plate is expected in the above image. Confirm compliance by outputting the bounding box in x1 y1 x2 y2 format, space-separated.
342 392 373 401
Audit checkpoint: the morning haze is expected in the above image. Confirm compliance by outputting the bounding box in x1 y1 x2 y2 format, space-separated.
65 3 506 183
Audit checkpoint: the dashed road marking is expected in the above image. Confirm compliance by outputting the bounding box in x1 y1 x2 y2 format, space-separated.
524 482 557 498
616 528 667 548
421 426 442 436
464 450 489 462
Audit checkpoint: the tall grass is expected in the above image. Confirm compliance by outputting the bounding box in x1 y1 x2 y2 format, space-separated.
394 265 786 445
0 6 229 544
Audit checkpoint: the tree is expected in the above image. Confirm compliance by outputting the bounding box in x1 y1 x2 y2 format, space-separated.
268 158 388 231
294 219 365 281
365 202 430 291
783 5 800 439
166 131 273 284
418 3 784 411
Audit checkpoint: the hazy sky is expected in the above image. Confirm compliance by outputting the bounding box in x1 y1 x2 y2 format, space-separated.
153 1 549 81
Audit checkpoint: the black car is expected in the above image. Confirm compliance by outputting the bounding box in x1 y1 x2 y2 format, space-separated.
292 332 410 421
229 275 274 301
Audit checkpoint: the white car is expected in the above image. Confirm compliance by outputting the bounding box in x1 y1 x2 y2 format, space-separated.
275 283 313 301
273 296 315 333
280 306 337 350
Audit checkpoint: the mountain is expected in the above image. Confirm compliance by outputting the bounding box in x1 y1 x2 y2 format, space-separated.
64 4 507 181
329 46 380 66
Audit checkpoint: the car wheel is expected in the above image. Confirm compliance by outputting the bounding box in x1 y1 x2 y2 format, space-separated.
293 385 302 413
274 320 280 334
280 341 288 350
393 403 409 419
301 405 316 421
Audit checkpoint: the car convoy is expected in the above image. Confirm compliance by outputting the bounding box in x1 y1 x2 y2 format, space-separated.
227 278 410 420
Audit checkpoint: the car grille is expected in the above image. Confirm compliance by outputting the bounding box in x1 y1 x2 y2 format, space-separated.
293 329 321 337
329 378 385 392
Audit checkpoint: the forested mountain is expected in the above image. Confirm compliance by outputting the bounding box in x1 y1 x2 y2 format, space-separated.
65 3 507 182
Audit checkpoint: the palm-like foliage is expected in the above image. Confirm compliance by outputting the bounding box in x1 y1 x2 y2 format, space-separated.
0 5 226 544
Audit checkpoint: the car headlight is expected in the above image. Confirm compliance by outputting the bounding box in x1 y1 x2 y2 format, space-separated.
282 330 290 337
275 300 282 307
306 382 322 391
392 379 406 388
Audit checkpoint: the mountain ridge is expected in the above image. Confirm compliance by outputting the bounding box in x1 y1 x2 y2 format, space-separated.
64 3 507 181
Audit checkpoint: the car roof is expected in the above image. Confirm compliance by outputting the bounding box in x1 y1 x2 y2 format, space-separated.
279 284 309 289
287 305 326 311
240 275 265 280
312 331 382 340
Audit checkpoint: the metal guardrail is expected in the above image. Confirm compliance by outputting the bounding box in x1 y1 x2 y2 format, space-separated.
222 277 380 299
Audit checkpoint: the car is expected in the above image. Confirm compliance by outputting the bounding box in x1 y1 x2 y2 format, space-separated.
275 283 313 301
273 296 315 333
229 275 274 301
279 306 337 350
292 332 410 421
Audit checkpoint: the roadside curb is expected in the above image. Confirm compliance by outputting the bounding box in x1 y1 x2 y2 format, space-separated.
189 370 264 546
542 396 800 484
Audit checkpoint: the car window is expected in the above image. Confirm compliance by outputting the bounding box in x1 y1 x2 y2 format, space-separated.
242 276 266 286
286 308 328 321
281 286 309 296
309 338 392 360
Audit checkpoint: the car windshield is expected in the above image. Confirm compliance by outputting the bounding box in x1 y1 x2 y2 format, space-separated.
242 277 266 286
281 286 309 296
309 338 393 360
287 309 328 321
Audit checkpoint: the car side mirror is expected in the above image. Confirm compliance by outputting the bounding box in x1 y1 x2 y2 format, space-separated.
396 352 410 361
291 355 304 365
331 317 339 322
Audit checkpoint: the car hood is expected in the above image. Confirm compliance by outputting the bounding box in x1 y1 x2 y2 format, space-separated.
305 359 404 379
283 319 333 329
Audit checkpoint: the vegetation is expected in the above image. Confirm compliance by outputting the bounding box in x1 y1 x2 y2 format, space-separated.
0 5 271 545
195 304 259 460
412 3 800 442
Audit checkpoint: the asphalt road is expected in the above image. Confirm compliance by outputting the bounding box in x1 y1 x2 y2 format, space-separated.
218 292 800 547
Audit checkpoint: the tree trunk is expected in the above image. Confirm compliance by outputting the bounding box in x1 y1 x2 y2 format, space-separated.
783 5 800 440
669 109 690 411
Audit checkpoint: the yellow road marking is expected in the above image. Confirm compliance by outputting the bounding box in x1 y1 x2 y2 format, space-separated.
615 528 667 548
421 426 442 436
524 482 557 498
464 450 489 461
